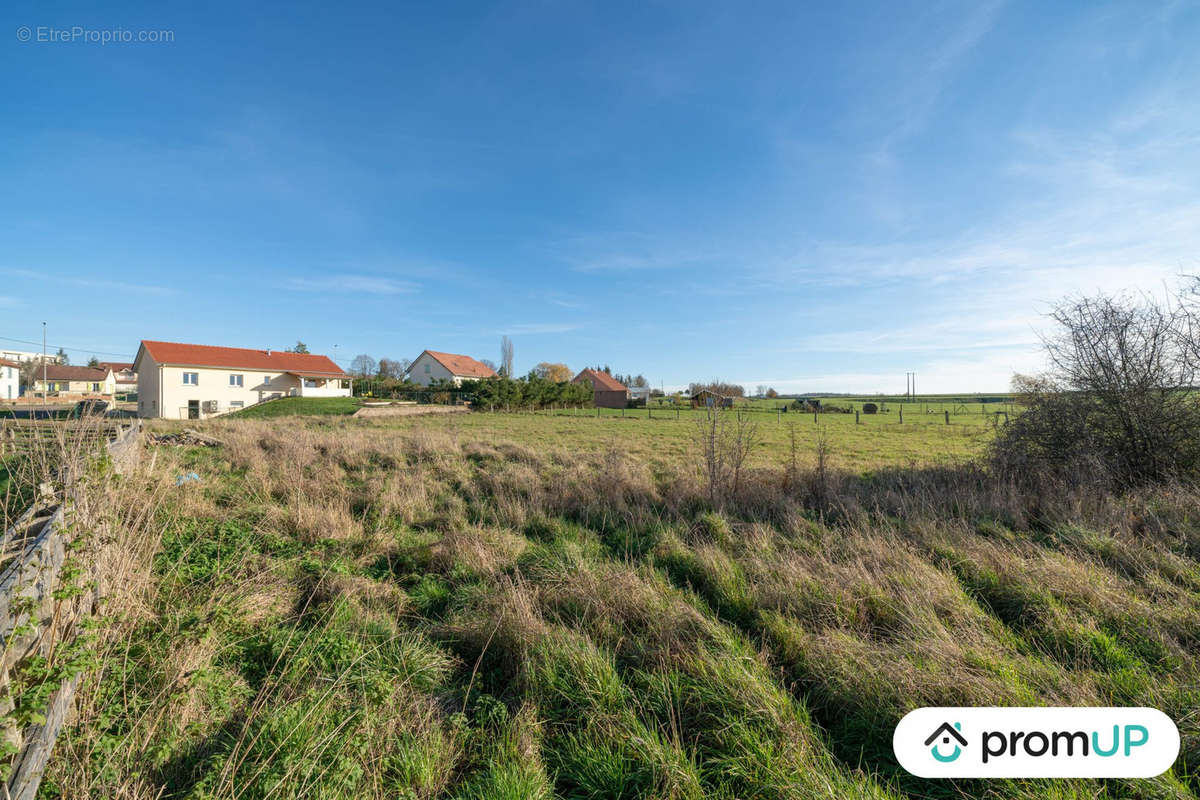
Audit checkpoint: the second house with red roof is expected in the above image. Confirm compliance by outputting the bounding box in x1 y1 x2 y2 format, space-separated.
407 350 498 386
133 340 351 419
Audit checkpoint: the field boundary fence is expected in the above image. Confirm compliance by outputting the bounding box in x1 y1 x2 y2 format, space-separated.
0 420 142 800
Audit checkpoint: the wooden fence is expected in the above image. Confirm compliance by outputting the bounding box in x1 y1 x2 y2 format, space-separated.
0 421 142 799
0 419 128 457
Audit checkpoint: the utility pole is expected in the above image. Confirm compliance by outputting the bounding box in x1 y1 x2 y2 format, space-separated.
42 322 47 407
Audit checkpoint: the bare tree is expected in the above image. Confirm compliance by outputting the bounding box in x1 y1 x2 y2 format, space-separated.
377 358 410 379
500 336 514 378
349 354 377 378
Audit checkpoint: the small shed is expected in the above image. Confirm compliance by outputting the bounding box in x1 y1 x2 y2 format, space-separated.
690 389 734 409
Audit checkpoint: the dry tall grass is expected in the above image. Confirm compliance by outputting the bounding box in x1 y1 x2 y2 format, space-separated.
38 417 1200 799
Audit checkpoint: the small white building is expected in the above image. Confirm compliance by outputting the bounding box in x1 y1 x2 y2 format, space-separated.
98 362 138 395
0 359 18 401
134 340 351 419
407 350 498 386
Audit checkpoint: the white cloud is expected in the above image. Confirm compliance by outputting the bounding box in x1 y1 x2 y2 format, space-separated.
4 268 175 296
500 322 581 335
285 275 417 294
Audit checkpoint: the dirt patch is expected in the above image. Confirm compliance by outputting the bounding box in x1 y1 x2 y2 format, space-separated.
352 405 470 419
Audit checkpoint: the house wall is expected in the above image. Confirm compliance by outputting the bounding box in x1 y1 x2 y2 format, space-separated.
297 377 353 397
409 353 462 387
137 359 349 418
0 364 17 401
594 389 629 409
32 373 116 396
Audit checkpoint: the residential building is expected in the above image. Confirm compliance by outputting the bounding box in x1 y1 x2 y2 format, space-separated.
0 359 18 401
0 349 64 364
98 362 138 394
134 340 351 419
572 368 630 408
407 350 498 387
31 366 116 396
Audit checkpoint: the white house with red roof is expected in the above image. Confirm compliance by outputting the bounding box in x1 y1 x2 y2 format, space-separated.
407 350 498 387
133 340 351 419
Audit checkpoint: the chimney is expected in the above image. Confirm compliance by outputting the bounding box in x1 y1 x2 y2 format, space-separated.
266 348 271 356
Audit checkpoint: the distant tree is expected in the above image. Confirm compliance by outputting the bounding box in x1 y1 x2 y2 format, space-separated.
500 336 514 378
688 380 745 398
56 348 69 365
534 362 573 382
19 360 44 390
766 387 779 398
286 341 310 354
755 385 767 398
377 358 409 379
349 354 377 377
87 356 99 368
479 358 498 373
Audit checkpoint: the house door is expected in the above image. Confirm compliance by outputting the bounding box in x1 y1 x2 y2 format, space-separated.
187 400 200 419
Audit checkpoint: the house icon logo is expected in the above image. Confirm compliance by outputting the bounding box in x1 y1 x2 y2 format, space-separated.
924 722 967 762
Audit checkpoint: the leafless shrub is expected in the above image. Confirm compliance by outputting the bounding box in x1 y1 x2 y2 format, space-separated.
691 405 760 508
992 288 1200 486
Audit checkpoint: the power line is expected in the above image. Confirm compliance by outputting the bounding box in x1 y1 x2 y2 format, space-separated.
0 334 134 359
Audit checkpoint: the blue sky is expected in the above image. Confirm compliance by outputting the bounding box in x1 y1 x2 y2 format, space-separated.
4 1 1199 393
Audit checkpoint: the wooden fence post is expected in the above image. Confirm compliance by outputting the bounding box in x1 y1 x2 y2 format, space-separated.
855 410 860 425
944 410 950 425
899 407 903 424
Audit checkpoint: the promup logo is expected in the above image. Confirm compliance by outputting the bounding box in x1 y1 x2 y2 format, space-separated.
924 722 967 762
894 707 1180 778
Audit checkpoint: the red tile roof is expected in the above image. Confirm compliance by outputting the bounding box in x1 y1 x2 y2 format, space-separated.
573 368 627 392
0 358 18 369
40 365 111 382
421 350 498 378
138 340 348 378
98 362 133 372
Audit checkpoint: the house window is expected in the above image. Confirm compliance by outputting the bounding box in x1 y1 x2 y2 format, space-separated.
91 383 100 391
262 375 271 385
183 372 199 385
424 363 431 373
339 380 350 389
230 374 243 387
303 379 319 388
230 401 244 409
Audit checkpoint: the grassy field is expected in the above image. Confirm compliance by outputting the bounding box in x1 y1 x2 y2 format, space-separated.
42 415 1200 799
227 398 998 472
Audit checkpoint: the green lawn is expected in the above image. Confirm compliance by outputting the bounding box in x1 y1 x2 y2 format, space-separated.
230 396 362 418
355 405 996 472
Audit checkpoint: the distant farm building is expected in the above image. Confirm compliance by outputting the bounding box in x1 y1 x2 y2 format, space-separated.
691 389 734 409
408 350 498 387
572 368 629 408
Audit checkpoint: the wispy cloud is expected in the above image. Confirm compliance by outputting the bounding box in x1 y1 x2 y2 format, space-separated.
499 322 581 335
4 268 175 296
285 274 417 294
